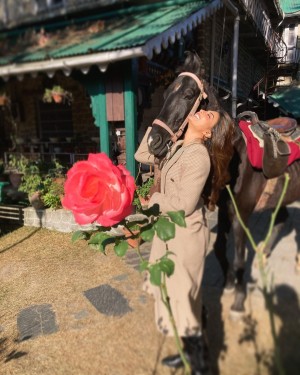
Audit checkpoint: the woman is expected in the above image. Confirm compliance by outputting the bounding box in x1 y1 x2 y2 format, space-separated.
135 108 234 374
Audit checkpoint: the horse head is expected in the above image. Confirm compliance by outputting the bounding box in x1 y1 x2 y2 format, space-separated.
147 51 221 158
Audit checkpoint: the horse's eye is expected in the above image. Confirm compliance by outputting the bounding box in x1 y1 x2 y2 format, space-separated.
183 89 195 100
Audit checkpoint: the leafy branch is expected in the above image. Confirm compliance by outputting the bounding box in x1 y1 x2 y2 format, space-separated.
72 207 191 374
226 173 290 375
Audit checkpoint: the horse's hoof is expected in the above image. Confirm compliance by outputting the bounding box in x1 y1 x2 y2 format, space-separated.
229 308 245 321
247 281 257 292
223 285 235 295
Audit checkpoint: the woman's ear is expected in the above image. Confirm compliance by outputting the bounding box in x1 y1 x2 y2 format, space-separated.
203 130 212 139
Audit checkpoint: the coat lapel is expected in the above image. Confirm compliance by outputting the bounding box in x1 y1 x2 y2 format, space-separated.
161 142 185 192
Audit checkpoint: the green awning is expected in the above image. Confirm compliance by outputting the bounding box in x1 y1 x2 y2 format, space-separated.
279 0 300 14
0 0 222 78
268 84 300 118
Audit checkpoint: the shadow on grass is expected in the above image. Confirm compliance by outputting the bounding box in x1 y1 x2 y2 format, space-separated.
0 223 41 254
0 336 28 364
238 283 300 375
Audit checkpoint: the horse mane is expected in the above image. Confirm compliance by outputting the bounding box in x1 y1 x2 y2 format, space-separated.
176 50 223 112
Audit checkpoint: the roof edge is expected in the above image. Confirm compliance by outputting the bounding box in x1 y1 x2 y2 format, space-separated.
0 0 222 79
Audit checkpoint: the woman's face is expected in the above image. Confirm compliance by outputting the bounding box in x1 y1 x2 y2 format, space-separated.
188 109 220 138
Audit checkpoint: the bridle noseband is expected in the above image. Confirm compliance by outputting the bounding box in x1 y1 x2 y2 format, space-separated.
152 72 205 146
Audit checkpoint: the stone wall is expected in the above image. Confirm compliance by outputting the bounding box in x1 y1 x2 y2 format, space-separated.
23 207 146 234
23 207 96 233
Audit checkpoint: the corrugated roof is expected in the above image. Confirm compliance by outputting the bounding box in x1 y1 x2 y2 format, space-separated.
279 0 300 14
268 84 300 118
0 0 222 78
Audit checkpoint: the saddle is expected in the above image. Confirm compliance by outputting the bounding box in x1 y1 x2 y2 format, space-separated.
237 111 300 178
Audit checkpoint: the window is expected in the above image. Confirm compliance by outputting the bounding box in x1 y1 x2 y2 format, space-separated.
37 101 73 140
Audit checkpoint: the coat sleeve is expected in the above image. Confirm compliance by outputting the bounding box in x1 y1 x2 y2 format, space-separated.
149 144 210 216
134 127 155 166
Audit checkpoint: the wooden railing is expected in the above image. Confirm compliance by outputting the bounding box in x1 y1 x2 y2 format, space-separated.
239 0 287 61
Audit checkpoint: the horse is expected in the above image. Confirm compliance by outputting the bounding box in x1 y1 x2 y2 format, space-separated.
146 50 300 315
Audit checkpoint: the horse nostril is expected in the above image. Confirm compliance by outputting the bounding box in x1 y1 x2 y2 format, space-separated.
149 133 163 150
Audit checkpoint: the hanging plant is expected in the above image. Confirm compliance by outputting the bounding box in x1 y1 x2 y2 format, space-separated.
0 92 10 106
43 86 73 105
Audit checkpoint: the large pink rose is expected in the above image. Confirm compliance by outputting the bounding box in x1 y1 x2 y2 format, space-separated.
62 153 136 227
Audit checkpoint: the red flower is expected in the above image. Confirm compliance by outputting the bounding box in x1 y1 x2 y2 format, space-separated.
62 153 136 227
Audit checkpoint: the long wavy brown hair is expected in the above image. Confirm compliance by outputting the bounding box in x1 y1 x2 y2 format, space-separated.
202 109 235 210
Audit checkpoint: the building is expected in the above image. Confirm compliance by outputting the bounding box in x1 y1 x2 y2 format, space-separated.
0 0 292 177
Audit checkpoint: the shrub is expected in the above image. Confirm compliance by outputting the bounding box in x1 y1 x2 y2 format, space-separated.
133 177 154 212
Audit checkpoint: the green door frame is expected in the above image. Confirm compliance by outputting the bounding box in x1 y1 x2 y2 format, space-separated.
74 61 138 178
123 59 138 177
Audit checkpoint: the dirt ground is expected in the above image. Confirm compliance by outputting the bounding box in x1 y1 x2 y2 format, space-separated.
0 225 299 375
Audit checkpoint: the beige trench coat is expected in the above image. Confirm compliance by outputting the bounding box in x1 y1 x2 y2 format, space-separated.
134 128 211 337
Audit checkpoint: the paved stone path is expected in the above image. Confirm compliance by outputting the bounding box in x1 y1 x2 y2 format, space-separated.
84 284 132 316
17 304 58 341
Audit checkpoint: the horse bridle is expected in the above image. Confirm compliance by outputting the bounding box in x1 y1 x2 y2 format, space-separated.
151 72 205 146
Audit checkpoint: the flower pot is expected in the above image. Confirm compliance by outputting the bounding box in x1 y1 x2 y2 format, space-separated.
49 137 59 143
16 137 26 145
29 192 45 210
122 227 141 248
9 172 23 188
0 96 8 106
52 93 63 103
138 195 150 208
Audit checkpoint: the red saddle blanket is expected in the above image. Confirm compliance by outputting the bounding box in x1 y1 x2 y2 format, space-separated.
239 120 300 169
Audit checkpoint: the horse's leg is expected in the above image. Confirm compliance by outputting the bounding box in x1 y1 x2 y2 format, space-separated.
229 179 264 315
262 206 289 257
229 203 252 315
214 194 235 290
229 202 288 314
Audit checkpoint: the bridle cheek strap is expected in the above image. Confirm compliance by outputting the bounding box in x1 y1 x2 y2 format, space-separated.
152 72 204 144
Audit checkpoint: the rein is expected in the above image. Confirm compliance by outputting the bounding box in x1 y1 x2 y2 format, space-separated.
151 72 205 144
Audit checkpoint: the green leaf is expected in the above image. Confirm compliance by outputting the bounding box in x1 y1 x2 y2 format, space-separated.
88 232 111 244
114 241 128 257
149 263 162 286
71 230 89 243
159 258 175 277
88 232 112 253
140 224 155 242
167 210 186 228
154 217 175 242
139 260 149 272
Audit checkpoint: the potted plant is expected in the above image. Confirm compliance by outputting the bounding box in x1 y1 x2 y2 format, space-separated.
133 177 154 211
6 154 30 188
42 176 65 210
0 92 9 106
19 168 45 209
0 159 7 182
19 160 66 210
43 85 73 105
